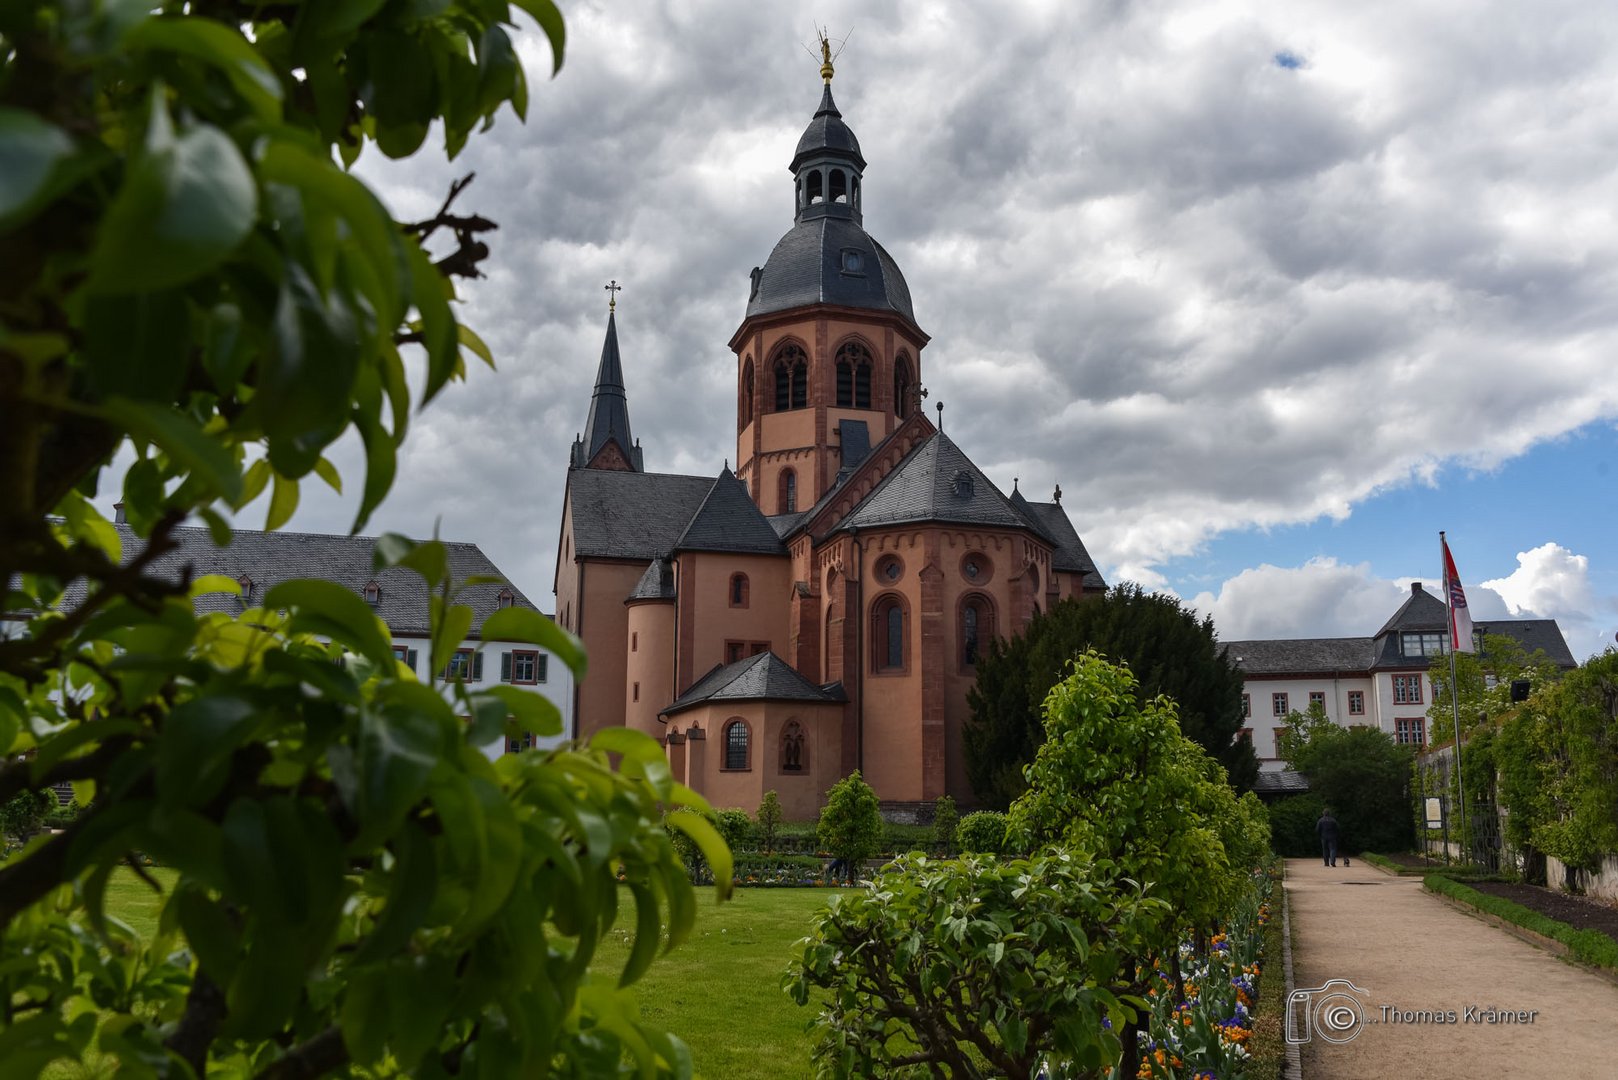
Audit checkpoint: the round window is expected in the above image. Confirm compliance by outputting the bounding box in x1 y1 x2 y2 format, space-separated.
876 555 902 582
960 553 993 584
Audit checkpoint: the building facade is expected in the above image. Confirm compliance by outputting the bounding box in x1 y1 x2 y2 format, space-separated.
555 67 1105 815
1226 581 1575 771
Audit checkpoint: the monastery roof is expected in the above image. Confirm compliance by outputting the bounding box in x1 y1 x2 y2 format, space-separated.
1020 499 1107 589
663 651 847 716
1221 637 1377 676
1252 770 1311 796
626 558 675 602
836 430 1032 533
1373 582 1450 638
1474 619 1578 668
57 524 538 636
566 469 716 560
673 469 787 555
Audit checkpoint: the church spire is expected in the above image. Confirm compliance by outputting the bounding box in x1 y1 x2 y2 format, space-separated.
570 293 643 471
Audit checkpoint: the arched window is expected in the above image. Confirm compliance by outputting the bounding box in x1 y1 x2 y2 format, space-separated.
851 176 861 209
781 721 807 772
830 169 848 204
960 594 995 669
724 719 750 770
806 170 824 205
894 355 913 418
871 594 906 673
772 344 807 411
835 342 873 408
729 573 749 609
741 357 754 427
778 468 797 514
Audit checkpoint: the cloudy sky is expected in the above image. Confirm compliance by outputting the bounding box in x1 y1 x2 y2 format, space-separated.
184 0 1618 661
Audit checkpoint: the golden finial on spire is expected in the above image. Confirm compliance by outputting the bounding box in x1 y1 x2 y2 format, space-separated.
604 278 621 312
819 30 835 83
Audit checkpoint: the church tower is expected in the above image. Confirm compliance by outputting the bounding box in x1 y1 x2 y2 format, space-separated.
729 48 929 515
571 286 644 471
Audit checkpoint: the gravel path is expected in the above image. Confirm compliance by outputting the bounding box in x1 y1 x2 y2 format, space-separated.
1285 858 1618 1079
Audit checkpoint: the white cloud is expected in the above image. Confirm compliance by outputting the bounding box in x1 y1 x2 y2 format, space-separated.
1192 558 1407 641
1481 543 1592 619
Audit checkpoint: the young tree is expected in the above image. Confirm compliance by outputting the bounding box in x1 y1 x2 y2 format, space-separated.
932 794 959 855
0 4 731 1075
965 584 1257 807
756 790 784 853
817 770 882 881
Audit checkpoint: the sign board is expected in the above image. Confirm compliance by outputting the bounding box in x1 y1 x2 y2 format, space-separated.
1424 797 1444 829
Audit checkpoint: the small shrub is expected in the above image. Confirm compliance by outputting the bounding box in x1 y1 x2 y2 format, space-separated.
1 789 55 850
817 771 882 872
933 795 959 855
756 791 784 853
956 810 1008 855
714 808 755 852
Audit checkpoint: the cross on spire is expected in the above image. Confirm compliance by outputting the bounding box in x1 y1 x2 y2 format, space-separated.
604 279 622 312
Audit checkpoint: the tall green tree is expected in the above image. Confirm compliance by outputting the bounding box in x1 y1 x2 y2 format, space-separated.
965 584 1257 806
1278 706 1415 855
0 4 731 1076
817 770 882 876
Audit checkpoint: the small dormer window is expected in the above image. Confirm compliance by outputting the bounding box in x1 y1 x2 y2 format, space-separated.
237 574 254 601
497 588 515 610
952 470 974 499
363 580 381 605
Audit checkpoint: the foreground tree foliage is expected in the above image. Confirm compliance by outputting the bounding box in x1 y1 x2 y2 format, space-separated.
789 655 1270 1079
1 3 732 1076
964 585 1257 807
786 853 1166 1079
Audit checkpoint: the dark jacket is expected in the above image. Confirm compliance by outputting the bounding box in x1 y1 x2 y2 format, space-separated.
1316 814 1340 841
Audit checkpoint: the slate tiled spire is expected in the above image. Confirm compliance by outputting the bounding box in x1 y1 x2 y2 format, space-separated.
571 309 643 471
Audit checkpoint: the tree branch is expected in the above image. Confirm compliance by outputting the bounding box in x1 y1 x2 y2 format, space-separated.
254 1025 349 1080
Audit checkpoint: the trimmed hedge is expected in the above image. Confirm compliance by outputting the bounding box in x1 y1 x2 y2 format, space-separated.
1359 852 1499 879
1245 865 1288 1080
1424 874 1618 970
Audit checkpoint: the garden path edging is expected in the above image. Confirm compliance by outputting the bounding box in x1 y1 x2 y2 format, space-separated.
1280 878 1302 1080
1425 888 1618 991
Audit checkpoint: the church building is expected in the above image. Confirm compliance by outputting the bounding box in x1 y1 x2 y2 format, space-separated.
554 56 1104 817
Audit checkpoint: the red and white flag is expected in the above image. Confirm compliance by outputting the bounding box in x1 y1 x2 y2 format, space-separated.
1441 535 1476 653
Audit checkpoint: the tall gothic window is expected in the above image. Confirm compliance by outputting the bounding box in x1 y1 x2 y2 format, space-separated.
835 342 873 408
729 573 749 608
741 357 754 427
960 594 995 669
724 720 750 770
894 355 913 418
778 468 797 514
871 594 905 672
773 344 807 411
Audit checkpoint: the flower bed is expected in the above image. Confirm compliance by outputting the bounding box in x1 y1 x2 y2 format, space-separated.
1136 868 1274 1079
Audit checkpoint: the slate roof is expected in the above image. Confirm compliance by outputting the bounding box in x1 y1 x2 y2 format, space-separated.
571 310 642 470
663 651 847 716
1221 638 1377 676
1252 770 1311 796
626 558 675 602
1021 500 1107 589
837 431 1035 533
566 470 716 560
792 84 865 171
1475 619 1578 668
746 217 916 325
1373 583 1449 638
55 524 538 636
673 469 788 555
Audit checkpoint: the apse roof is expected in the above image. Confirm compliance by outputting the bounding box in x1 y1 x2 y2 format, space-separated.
837 431 1033 532
663 651 847 716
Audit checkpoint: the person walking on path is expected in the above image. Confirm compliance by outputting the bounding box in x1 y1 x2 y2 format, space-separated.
1317 808 1341 867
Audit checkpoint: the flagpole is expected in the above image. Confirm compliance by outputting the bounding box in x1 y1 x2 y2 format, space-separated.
1442 530 1469 865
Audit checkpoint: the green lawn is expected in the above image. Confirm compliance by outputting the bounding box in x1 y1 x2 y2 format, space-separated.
100 872 836 1079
